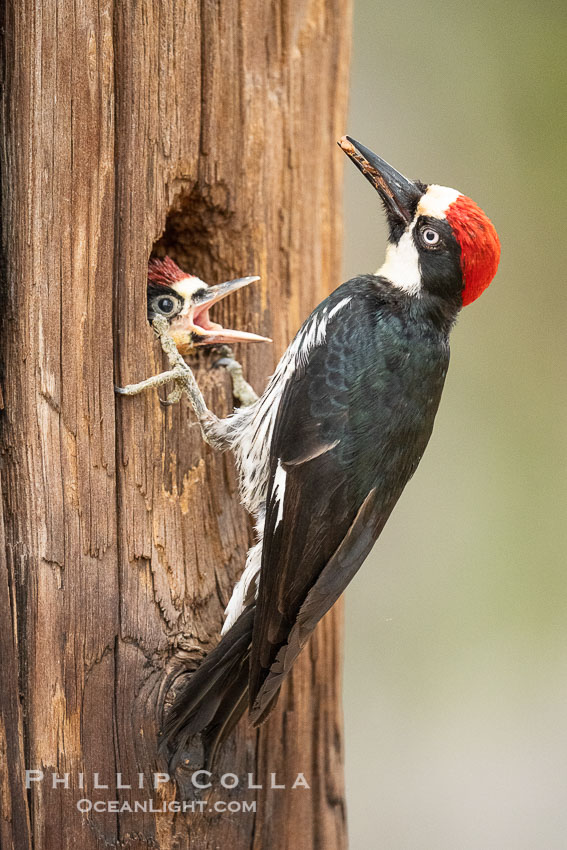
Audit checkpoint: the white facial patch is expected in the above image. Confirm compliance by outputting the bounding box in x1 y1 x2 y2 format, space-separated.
375 184 463 293
375 227 421 294
417 185 461 220
171 276 208 315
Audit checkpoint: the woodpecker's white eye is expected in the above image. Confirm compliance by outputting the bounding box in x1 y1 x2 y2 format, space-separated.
153 295 182 316
420 226 440 247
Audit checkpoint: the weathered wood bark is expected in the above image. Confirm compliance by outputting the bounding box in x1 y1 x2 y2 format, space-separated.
0 2 352 848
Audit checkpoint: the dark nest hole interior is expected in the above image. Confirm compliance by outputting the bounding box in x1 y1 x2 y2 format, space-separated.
151 184 255 335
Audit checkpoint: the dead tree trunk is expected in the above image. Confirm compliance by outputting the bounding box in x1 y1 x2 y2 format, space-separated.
0 2 352 847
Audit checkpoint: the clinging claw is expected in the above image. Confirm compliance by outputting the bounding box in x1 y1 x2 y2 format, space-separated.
213 348 259 407
160 380 186 406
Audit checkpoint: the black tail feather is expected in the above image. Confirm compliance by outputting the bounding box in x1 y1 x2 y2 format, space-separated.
200 674 249 768
161 606 255 770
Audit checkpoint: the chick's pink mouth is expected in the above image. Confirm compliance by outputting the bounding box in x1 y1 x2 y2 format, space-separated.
191 303 223 334
171 302 271 348
169 274 272 348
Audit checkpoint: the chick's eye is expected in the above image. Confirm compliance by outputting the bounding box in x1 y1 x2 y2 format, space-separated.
156 296 177 315
420 226 440 247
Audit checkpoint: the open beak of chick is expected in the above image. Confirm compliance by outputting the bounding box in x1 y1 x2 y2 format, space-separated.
147 256 271 354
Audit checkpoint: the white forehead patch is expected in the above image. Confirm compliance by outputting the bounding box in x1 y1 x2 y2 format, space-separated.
417 184 461 220
171 276 208 314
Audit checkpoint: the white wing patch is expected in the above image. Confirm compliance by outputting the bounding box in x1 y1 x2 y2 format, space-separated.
222 539 262 634
230 308 331 513
328 296 352 319
296 312 329 368
272 461 286 527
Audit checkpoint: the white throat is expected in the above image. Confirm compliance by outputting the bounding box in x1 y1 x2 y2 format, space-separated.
375 226 421 294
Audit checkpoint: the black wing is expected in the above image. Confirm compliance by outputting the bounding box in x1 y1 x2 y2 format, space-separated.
248 280 446 724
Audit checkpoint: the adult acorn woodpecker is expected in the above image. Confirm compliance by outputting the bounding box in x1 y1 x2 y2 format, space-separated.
118 137 500 769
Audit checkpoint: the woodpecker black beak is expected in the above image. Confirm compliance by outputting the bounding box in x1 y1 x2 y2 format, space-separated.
338 136 423 227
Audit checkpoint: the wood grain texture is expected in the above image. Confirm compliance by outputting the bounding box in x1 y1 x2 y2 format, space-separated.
0 1 352 847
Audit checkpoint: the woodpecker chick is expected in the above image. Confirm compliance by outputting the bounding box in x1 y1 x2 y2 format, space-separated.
147 257 270 354
116 257 270 409
154 139 501 769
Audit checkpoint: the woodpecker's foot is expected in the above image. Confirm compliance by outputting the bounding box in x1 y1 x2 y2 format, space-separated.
115 366 191 407
115 369 180 397
214 346 259 407
116 318 228 449
159 381 185 406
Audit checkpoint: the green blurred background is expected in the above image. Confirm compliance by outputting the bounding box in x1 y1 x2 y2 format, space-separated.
341 1 567 847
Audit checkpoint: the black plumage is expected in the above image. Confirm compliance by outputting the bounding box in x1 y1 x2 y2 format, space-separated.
248 277 451 721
